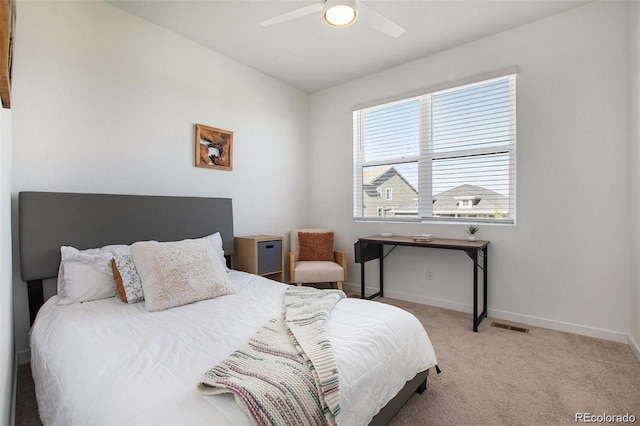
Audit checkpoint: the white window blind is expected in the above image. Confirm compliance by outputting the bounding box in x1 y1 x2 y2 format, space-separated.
353 74 516 224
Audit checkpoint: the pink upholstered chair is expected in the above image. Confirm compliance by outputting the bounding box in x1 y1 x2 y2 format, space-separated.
288 229 346 291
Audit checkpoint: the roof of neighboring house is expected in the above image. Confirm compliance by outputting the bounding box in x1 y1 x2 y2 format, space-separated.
433 184 508 213
362 168 508 215
362 166 417 194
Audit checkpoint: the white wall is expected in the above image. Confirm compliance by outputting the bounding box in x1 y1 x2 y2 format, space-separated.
310 1 631 341
11 1 310 355
1 108 14 426
630 1 640 357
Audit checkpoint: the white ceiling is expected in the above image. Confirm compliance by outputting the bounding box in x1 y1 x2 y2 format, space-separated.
106 0 589 93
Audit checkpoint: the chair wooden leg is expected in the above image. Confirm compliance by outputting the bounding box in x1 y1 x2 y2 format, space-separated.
337 282 343 291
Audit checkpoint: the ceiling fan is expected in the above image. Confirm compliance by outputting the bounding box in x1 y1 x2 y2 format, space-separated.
260 0 405 38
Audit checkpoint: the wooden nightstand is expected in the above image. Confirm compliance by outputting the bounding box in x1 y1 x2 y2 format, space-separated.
234 235 284 282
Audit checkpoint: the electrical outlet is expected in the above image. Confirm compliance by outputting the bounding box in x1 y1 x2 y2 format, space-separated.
426 269 433 280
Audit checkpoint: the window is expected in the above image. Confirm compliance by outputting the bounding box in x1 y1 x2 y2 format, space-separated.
458 199 472 208
353 74 516 224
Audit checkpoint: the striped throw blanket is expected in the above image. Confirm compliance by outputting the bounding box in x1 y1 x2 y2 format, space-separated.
198 286 345 426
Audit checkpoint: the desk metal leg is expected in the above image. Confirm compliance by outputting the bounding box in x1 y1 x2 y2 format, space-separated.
360 261 366 299
471 250 479 332
483 247 488 320
361 244 384 300
466 248 487 332
379 245 384 298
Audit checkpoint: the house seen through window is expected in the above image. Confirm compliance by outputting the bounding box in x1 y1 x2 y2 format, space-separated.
353 74 516 224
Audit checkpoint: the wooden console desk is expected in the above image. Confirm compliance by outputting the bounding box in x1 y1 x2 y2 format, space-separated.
354 235 489 332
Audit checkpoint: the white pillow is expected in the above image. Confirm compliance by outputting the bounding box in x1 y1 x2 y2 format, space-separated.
205 232 229 271
56 234 226 306
56 244 129 305
131 237 234 312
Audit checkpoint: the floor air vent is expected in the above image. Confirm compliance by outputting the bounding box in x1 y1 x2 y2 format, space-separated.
491 322 529 333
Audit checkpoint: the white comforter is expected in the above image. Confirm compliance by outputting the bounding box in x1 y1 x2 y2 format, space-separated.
30 271 437 426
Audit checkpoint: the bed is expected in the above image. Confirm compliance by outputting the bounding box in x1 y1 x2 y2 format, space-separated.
19 191 438 426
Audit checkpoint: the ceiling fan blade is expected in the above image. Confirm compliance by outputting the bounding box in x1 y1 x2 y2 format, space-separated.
260 2 324 27
356 0 405 38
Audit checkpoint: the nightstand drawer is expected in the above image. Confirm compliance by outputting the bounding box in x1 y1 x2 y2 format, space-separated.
257 240 282 274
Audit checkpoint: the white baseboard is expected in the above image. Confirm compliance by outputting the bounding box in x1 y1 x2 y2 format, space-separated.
629 334 640 362
342 282 629 344
488 308 628 344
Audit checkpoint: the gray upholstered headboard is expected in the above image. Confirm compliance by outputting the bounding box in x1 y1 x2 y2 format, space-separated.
19 191 234 323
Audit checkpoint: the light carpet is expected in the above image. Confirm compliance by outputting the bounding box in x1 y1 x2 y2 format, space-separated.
381 298 640 426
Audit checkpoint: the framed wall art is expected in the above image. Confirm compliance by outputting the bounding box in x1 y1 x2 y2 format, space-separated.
0 0 15 109
195 124 233 171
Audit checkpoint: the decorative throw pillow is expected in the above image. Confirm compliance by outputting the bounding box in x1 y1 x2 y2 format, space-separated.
131 238 234 312
111 255 144 304
56 244 129 305
298 232 335 261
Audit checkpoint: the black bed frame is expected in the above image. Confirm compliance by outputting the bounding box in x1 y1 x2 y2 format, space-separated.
18 191 428 425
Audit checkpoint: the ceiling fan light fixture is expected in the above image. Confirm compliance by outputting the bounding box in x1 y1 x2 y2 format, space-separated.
323 0 357 28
